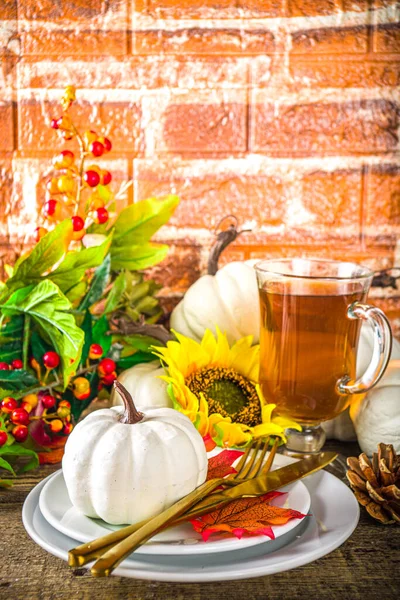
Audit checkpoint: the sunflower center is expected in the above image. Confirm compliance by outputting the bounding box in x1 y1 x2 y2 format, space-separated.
185 366 261 427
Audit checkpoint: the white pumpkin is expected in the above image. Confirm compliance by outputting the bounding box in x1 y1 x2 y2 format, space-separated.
62 382 207 525
110 360 170 410
170 261 260 345
350 359 400 456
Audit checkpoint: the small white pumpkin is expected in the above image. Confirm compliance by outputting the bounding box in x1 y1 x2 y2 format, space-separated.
110 360 170 410
170 261 260 345
350 359 400 456
62 382 207 525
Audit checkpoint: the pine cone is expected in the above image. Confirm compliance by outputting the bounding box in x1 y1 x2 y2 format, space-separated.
346 443 400 525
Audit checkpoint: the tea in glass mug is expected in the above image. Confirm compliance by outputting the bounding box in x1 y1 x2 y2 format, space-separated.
255 259 392 455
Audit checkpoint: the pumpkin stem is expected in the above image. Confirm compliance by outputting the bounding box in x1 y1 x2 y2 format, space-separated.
207 215 251 275
113 381 144 424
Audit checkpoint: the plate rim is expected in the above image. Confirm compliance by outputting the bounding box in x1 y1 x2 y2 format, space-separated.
38 454 311 556
22 468 360 582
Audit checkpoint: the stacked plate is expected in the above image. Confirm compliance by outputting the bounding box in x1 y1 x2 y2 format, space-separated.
22 454 359 582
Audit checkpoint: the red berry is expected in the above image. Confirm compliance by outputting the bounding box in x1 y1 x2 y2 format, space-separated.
95 207 109 224
101 170 112 185
71 215 85 231
11 359 23 370
89 344 103 359
89 141 104 157
0 362 9 370
98 136 112 153
84 170 100 188
98 358 116 376
63 422 73 435
11 408 30 427
42 395 56 409
12 425 29 443
50 118 59 130
43 351 60 369
52 150 75 169
0 431 8 447
102 371 117 386
43 199 59 218
1 397 17 413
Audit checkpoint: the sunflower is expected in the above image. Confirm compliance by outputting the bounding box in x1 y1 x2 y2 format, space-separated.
152 328 300 449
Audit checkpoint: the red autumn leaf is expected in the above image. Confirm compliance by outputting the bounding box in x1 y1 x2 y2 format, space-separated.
206 449 244 481
189 492 306 542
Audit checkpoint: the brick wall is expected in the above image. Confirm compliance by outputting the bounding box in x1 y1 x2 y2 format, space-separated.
1 1 399 336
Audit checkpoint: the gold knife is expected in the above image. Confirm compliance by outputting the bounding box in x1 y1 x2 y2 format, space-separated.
80 451 337 576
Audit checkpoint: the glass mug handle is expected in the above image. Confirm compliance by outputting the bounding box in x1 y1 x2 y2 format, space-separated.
337 302 393 395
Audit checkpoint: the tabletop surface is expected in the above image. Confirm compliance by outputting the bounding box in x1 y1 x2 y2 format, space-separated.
1 440 399 600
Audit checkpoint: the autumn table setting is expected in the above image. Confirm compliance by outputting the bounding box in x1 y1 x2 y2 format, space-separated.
1 87 399 599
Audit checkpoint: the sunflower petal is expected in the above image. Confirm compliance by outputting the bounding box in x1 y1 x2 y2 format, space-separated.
272 416 302 432
252 423 287 440
228 336 259 380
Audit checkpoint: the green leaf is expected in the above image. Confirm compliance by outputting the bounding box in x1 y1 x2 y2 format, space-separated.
0 444 39 473
49 233 113 294
111 242 169 271
97 184 112 203
79 255 111 312
104 271 127 314
65 280 88 304
0 388 16 401
0 340 22 363
113 195 179 246
0 281 84 387
0 456 16 476
7 221 73 291
0 479 14 488
30 329 52 365
0 315 24 340
122 334 162 353
0 369 38 391
116 352 155 370
80 311 93 364
92 315 112 355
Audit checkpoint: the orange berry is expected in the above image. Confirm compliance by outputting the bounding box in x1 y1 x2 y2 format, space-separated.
49 419 63 433
83 130 98 148
73 377 91 400
59 400 71 409
52 150 75 169
57 175 75 193
46 177 60 195
34 227 48 242
23 393 39 409
21 401 33 413
89 195 105 210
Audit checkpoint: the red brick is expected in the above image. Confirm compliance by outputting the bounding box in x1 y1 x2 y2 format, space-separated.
287 0 341 17
145 239 202 294
17 56 249 90
134 0 283 18
135 160 362 236
373 23 400 53
0 159 13 235
0 103 14 152
17 97 143 155
291 26 368 55
365 164 400 233
251 97 400 155
134 28 275 55
18 0 128 56
289 58 400 88
0 0 17 19
161 101 247 155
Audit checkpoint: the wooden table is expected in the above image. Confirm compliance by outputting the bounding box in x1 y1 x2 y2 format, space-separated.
1 441 399 600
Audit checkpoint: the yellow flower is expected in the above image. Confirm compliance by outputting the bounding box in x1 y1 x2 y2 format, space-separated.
153 328 300 449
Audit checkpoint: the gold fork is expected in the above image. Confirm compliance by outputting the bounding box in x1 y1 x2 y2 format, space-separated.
68 436 279 573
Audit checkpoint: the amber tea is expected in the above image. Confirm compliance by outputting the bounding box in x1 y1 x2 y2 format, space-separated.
259 286 367 425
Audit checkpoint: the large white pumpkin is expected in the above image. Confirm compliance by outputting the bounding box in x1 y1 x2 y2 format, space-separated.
62 383 207 525
350 359 400 456
170 261 260 344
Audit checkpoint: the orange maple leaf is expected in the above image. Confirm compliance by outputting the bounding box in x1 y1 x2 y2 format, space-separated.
206 450 244 481
189 492 306 542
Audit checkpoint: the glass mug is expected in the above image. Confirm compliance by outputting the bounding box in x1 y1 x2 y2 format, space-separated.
255 258 393 455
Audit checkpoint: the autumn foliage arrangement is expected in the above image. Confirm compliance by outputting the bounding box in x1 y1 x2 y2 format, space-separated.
0 86 179 487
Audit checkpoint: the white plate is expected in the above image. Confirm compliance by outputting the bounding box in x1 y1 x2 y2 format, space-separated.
38 453 311 556
22 466 360 582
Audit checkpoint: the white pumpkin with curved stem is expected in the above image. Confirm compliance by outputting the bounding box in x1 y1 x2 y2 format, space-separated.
110 360 170 410
170 261 260 345
62 382 207 525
